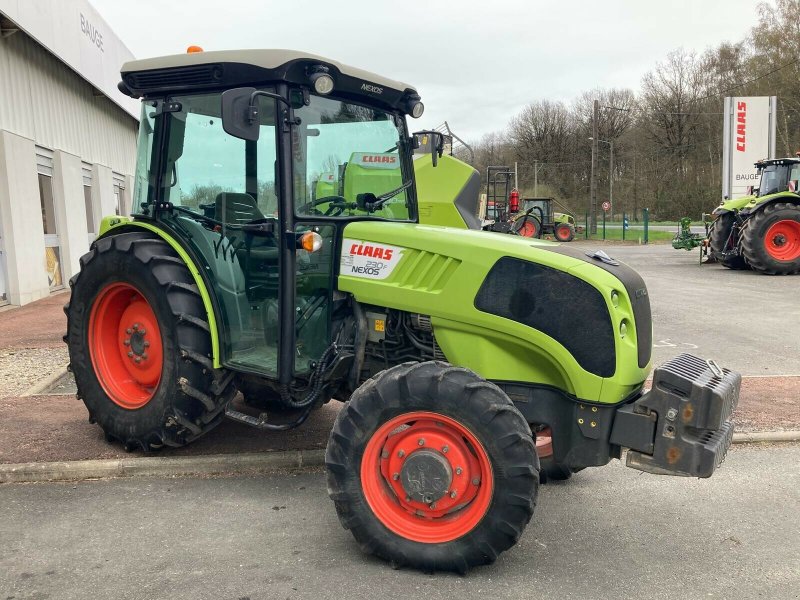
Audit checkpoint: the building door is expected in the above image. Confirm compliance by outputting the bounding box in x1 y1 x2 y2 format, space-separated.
83 163 96 245
36 148 63 291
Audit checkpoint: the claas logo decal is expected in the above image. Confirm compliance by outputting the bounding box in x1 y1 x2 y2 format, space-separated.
361 155 397 164
340 238 403 280
350 242 394 261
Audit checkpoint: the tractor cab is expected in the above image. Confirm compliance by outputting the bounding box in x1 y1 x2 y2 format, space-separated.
751 157 800 197
120 49 431 380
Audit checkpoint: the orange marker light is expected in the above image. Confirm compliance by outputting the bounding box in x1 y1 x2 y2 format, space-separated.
300 231 323 252
186 45 204 53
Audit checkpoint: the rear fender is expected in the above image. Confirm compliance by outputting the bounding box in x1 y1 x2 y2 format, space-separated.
96 216 222 368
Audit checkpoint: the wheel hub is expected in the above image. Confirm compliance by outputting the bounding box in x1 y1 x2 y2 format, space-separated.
400 450 452 504
126 325 150 357
361 411 495 544
772 233 786 247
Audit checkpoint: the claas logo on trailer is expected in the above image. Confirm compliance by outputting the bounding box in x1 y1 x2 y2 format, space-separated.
349 152 399 170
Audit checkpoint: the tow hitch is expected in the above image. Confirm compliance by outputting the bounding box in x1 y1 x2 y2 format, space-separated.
611 354 741 477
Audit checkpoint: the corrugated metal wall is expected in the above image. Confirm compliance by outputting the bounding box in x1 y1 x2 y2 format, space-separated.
0 28 137 174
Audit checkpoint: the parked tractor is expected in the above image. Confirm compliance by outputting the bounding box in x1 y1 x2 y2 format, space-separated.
478 166 578 240
709 156 800 274
65 48 740 572
514 197 578 241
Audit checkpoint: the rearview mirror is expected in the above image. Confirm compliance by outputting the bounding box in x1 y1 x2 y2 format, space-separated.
412 130 445 167
221 87 260 141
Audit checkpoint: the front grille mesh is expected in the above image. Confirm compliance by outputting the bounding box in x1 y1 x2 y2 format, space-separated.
125 64 223 91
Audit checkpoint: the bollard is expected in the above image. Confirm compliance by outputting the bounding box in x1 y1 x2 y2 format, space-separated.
643 208 649 245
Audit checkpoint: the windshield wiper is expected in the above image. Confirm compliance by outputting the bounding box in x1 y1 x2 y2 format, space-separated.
356 180 412 213
376 179 413 205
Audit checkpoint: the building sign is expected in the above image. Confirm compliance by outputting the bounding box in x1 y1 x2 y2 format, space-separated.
722 96 777 200
0 0 138 118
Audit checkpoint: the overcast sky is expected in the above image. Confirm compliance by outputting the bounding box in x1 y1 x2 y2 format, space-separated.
91 0 763 141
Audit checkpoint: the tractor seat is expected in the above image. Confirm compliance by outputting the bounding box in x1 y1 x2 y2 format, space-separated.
215 192 265 225
214 193 280 300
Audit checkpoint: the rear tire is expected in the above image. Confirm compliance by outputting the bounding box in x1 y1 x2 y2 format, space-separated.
64 232 236 450
740 202 800 275
709 212 748 270
326 361 538 572
515 216 541 238
555 223 575 242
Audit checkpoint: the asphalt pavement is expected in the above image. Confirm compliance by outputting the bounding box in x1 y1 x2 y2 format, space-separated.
1 444 798 600
572 241 800 376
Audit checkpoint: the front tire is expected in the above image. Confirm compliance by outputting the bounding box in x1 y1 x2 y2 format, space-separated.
326 361 539 572
65 232 236 450
555 223 575 242
740 202 800 275
709 212 748 270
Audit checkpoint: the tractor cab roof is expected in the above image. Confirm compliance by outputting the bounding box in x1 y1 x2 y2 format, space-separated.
119 49 420 115
754 156 800 169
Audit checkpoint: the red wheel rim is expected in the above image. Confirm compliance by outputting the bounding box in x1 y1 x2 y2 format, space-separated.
360 411 494 544
555 226 571 241
518 220 537 238
535 426 554 458
88 283 163 409
765 219 800 261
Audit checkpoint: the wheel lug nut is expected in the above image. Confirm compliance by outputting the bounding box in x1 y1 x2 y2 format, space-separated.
442 445 449 453
123 340 130 346
429 502 437 509
134 357 141 363
127 351 133 358
472 477 480 486
397 450 405 458
139 329 146 335
417 438 425 446
392 473 400 481
133 323 139 330
144 341 150 348
126 328 132 334
141 353 148 360
450 491 457 498
456 467 463 475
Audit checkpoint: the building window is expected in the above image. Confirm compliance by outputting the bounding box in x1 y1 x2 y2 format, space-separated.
36 148 63 291
113 174 125 216
83 163 95 243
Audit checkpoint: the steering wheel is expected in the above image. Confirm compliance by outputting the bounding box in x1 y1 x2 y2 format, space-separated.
299 195 355 217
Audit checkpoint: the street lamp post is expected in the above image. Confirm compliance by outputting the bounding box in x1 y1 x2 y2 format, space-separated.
589 137 613 219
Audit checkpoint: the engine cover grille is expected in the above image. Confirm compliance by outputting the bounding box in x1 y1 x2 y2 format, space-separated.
475 257 615 377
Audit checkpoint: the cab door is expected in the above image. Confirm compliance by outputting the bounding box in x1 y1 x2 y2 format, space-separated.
156 92 282 377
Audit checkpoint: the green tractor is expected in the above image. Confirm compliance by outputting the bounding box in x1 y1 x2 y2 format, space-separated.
65 48 741 572
514 197 579 242
709 156 800 274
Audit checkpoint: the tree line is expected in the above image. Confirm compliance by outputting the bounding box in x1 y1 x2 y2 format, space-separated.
458 0 800 221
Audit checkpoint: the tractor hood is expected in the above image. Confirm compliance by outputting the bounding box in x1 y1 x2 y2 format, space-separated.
713 195 754 215
338 222 651 404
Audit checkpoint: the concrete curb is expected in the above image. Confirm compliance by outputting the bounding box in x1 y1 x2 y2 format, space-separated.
1 431 799 484
732 430 800 444
0 449 326 484
20 365 68 397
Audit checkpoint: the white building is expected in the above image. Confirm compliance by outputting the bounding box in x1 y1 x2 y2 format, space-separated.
0 0 138 306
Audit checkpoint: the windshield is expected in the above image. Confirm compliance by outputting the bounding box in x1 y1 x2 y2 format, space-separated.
758 164 789 197
292 94 413 220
